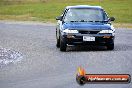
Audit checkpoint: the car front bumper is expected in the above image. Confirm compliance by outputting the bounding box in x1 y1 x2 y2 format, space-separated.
62 33 115 46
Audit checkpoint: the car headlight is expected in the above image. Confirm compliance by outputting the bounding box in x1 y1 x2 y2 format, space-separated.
63 29 78 33
99 30 114 33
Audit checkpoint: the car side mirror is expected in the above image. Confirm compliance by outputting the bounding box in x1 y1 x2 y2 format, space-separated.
56 16 63 21
109 17 115 21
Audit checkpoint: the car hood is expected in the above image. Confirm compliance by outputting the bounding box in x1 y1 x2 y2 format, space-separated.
62 22 112 30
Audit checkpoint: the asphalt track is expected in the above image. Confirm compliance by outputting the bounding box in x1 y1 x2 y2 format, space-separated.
0 21 132 88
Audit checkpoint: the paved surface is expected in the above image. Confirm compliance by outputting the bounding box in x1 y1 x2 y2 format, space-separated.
0 21 132 88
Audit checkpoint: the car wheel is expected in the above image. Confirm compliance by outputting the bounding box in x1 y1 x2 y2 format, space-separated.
56 38 60 48
60 39 67 51
107 43 114 50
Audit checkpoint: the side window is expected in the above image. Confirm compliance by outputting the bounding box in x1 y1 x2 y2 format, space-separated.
62 9 69 20
63 9 75 22
61 9 66 16
103 11 109 20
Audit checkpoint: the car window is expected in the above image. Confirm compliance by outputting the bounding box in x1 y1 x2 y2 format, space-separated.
64 8 108 22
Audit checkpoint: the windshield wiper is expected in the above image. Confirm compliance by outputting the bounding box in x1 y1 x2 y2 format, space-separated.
80 20 94 22
70 21 79 22
86 21 94 22
95 20 109 23
70 20 94 22
70 20 108 23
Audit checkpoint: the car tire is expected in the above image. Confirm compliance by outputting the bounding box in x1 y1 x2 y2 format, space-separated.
107 43 114 50
60 39 67 51
56 38 60 48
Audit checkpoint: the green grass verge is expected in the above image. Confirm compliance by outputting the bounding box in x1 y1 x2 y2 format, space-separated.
0 0 132 23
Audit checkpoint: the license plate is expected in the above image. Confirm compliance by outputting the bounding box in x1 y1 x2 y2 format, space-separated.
83 36 95 41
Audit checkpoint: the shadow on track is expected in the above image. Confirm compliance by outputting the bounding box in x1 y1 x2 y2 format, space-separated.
66 45 107 52
56 44 132 52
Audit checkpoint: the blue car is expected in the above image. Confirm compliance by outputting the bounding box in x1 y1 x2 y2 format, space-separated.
56 5 115 51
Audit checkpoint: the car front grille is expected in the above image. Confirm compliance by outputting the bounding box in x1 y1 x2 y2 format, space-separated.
79 30 100 34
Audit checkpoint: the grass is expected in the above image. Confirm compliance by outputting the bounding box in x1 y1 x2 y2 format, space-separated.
0 0 132 23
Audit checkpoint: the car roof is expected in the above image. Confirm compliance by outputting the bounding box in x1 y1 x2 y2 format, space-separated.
66 5 103 9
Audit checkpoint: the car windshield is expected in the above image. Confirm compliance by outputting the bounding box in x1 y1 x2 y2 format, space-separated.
64 8 108 22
